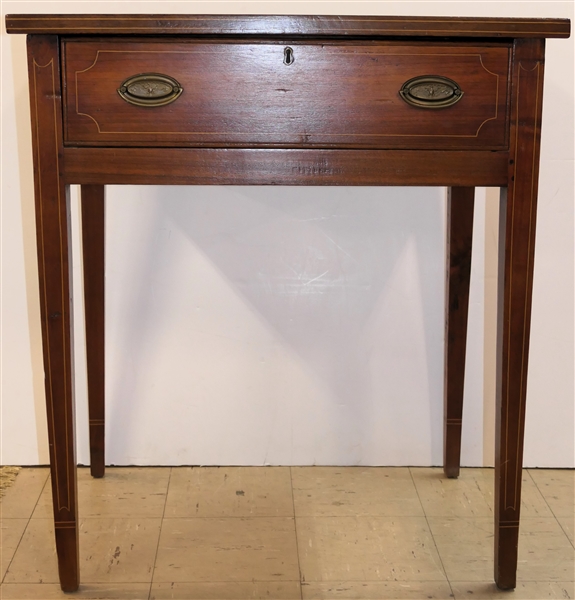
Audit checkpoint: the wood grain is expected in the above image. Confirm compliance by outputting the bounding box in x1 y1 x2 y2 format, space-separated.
443 187 475 479
494 38 546 591
81 185 106 479
63 147 509 186
6 14 571 38
63 40 510 149
27 34 79 592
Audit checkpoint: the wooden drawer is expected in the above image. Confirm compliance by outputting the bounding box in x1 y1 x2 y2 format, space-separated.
63 39 510 149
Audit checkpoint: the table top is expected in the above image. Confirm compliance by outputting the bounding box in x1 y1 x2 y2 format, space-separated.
5 14 571 38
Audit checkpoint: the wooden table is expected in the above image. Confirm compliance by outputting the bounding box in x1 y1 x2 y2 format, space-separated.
5 14 571 593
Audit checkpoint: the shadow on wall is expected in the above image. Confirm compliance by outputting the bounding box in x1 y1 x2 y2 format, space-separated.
104 185 445 465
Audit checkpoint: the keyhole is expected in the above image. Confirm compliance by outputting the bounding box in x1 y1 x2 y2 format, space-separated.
284 47 294 65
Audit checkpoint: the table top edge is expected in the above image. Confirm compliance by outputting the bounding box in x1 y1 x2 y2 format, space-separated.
5 14 571 38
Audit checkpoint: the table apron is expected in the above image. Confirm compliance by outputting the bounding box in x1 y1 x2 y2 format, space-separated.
62 147 509 186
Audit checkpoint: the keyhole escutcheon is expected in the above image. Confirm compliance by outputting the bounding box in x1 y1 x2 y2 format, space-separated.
284 47 294 65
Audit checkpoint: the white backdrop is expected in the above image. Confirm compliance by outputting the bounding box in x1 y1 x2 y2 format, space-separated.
1 1 573 468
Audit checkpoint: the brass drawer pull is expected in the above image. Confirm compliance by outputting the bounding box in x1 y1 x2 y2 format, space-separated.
117 73 183 107
399 75 463 109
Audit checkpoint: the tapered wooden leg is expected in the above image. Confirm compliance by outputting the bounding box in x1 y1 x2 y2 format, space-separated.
27 35 79 592
494 38 545 590
444 187 475 479
81 185 106 478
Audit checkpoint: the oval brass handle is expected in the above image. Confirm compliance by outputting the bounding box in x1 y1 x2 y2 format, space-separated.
117 73 183 107
399 75 463 109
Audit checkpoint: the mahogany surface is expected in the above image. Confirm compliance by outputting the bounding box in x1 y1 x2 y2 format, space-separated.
494 38 547 589
444 186 475 479
26 33 79 592
63 40 510 149
63 147 509 186
80 185 106 479
6 12 570 594
6 13 571 37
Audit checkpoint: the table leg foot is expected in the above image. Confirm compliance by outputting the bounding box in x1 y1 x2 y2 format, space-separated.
55 524 80 592
495 523 519 590
88 425 105 479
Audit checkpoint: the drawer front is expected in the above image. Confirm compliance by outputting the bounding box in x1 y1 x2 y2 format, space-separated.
63 40 510 149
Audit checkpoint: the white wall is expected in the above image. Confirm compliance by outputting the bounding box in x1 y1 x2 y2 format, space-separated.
1 1 573 468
